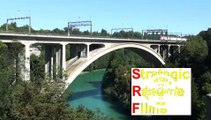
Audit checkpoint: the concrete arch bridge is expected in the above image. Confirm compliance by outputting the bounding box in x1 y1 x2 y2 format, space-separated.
0 33 183 88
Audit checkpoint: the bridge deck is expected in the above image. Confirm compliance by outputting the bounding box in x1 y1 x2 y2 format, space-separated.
0 33 183 44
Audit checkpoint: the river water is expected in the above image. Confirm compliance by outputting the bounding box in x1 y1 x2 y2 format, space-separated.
68 69 130 120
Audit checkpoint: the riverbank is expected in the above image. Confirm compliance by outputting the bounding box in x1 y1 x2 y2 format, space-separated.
80 68 106 75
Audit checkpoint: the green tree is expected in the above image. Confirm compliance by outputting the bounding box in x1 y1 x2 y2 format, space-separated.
170 36 209 79
30 53 45 81
0 42 13 119
10 78 74 120
199 28 211 69
101 29 108 36
167 35 209 120
201 71 211 94
180 36 208 66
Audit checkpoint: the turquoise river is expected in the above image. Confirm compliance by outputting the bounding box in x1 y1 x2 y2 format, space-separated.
68 69 130 120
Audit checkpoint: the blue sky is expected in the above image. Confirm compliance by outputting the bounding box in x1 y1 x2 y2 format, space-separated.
0 0 211 35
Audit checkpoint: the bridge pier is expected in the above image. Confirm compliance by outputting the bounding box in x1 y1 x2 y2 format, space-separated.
69 44 77 59
44 45 49 77
158 45 160 54
45 44 67 79
86 44 90 58
168 45 171 57
163 49 167 60
150 44 182 60
160 45 166 60
51 46 54 78
159 45 173 60
69 44 89 59
80 44 88 58
62 43 66 72
150 45 161 54
178 45 181 53
45 45 53 78
22 42 31 81
55 45 62 77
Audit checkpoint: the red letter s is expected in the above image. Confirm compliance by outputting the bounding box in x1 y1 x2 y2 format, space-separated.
132 68 140 79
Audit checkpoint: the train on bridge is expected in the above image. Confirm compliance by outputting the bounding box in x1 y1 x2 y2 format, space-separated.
160 36 187 41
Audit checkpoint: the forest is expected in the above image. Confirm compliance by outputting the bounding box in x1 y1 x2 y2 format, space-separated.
101 30 211 120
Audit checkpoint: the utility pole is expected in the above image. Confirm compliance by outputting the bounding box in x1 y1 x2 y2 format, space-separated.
67 21 92 36
6 19 9 32
6 16 31 34
29 17 31 34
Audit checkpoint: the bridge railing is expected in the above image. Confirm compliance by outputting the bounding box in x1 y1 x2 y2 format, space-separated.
0 31 188 42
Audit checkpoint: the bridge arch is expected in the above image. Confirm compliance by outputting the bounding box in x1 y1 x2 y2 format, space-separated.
66 43 165 88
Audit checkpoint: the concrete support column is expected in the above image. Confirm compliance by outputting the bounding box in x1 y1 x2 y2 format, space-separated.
45 45 51 77
157 45 160 55
45 45 54 79
162 46 168 60
55 46 62 76
45 44 65 79
50 46 54 79
62 43 66 72
70 44 76 59
23 43 31 81
69 44 87 59
81 45 87 58
87 44 90 58
178 45 181 53
168 45 171 57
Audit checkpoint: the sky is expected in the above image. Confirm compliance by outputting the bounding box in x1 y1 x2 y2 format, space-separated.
0 0 211 35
